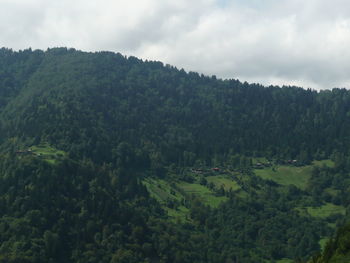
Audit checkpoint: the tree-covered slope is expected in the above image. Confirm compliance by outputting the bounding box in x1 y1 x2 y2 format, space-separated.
308 223 350 263
0 151 211 263
1 47 350 165
2 48 350 262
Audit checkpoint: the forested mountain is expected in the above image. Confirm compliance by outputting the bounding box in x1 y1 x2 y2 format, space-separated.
2 47 350 164
1 47 350 262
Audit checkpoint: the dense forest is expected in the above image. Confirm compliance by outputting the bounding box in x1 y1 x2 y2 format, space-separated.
1 48 350 262
311 222 350 263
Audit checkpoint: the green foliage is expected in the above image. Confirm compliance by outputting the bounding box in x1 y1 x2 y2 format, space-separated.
205 175 240 191
0 155 170 263
277 259 294 263
310 224 350 263
1 49 350 167
30 143 67 164
1 48 350 262
176 181 227 207
306 203 345 219
255 164 313 190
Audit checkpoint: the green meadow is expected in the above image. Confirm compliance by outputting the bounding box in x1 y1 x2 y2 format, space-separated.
276 259 294 263
176 181 228 207
255 165 312 190
206 175 240 191
143 174 232 221
306 203 345 218
31 143 67 164
255 160 334 190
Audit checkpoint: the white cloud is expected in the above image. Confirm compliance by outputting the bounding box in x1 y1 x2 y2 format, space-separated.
0 0 350 89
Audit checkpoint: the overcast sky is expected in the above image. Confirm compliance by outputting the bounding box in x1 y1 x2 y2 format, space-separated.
1 0 350 89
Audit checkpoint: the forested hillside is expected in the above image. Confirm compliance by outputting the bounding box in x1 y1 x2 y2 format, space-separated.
1 48 350 262
2 48 350 164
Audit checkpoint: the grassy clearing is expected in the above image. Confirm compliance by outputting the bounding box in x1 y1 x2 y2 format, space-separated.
306 203 345 218
325 187 340 197
31 143 66 164
313 159 334 167
143 175 229 221
176 181 227 207
297 203 345 219
255 159 334 190
255 165 313 190
206 175 240 191
319 238 329 251
165 206 189 222
143 178 181 203
252 157 269 164
276 259 293 263
142 178 190 222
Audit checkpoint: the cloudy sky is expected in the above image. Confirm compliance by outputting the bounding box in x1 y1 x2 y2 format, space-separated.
1 0 350 89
